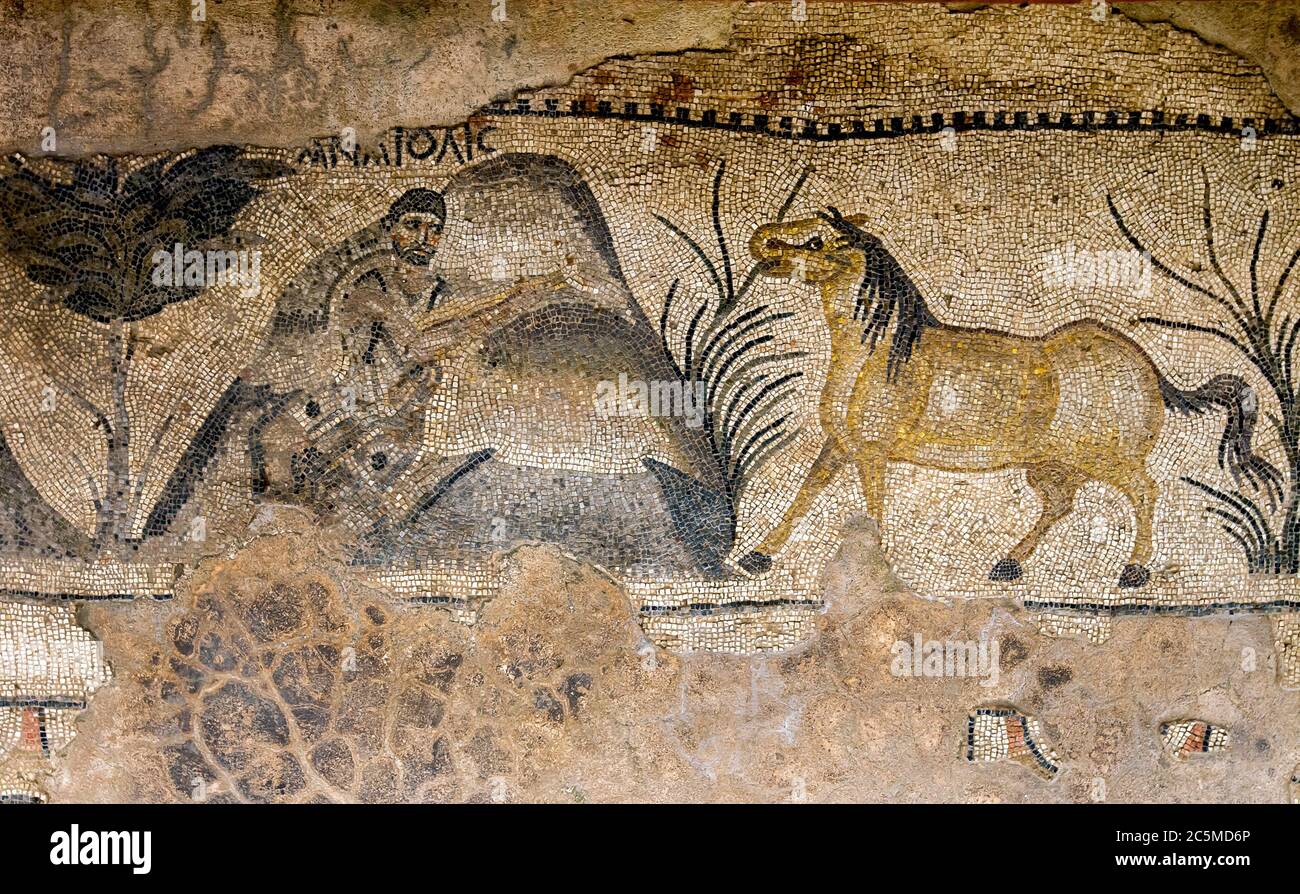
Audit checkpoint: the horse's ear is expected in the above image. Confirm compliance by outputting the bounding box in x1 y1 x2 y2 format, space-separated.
822 206 870 228
845 213 871 227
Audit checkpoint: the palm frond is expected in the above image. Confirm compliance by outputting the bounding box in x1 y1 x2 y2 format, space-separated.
0 147 291 323
653 163 811 509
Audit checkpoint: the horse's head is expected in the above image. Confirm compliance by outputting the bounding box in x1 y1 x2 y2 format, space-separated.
750 207 873 285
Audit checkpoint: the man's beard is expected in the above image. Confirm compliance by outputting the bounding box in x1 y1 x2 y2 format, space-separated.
397 245 436 267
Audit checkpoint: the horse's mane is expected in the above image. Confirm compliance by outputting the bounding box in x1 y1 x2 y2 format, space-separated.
847 229 939 382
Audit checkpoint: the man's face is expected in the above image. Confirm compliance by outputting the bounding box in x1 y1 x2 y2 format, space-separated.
390 211 443 267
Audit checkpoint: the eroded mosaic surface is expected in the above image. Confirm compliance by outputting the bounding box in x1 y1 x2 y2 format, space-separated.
1 2 1299 802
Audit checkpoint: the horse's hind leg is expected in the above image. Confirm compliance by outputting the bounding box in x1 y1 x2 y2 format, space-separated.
991 462 1085 582
1111 469 1157 589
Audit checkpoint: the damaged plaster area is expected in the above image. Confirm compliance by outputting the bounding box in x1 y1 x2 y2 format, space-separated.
42 523 1300 802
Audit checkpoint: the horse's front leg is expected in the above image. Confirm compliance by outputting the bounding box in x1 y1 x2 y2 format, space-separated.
737 436 848 574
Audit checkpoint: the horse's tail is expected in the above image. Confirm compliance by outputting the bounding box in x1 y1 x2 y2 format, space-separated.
1158 373 1283 503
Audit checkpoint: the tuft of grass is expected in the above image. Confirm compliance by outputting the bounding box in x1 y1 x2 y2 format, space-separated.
653 161 810 508
1182 476 1296 574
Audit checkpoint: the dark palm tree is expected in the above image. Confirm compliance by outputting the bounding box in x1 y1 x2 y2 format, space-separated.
0 146 291 553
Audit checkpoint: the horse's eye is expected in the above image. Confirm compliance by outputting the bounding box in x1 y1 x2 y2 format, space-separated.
804 235 823 251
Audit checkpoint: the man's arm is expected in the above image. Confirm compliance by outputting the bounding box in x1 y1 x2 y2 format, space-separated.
404 271 569 362
415 271 567 331
332 270 570 364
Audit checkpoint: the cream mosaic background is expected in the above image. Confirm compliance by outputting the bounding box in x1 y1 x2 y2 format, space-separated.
0 1 1297 802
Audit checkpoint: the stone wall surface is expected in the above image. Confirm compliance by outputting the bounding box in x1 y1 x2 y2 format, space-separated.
0 0 1298 803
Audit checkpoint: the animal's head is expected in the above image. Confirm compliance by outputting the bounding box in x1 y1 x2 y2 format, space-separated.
750 207 874 285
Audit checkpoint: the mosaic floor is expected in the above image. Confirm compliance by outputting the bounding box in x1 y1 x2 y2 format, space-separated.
1 1 1298 802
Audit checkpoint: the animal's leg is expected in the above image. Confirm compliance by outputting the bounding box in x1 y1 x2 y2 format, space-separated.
738 437 848 574
1113 469 1158 589
405 449 497 527
844 433 888 519
990 462 1084 582
349 448 496 566
842 359 901 521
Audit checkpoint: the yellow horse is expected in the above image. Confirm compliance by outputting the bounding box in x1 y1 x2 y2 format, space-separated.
736 208 1281 588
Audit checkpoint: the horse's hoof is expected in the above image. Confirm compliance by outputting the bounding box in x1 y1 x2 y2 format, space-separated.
737 551 774 575
1118 563 1150 588
989 558 1023 582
